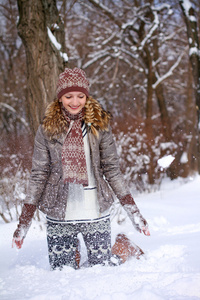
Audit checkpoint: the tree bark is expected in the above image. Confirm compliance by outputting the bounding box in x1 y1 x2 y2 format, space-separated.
17 0 67 135
145 48 155 185
179 0 200 173
154 82 172 142
152 30 172 143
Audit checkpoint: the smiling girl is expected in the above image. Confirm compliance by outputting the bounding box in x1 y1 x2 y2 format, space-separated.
13 67 150 270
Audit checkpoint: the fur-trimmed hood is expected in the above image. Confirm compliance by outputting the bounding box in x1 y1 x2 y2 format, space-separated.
42 97 111 138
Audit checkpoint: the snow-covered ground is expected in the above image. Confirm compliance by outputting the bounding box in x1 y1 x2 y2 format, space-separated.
0 176 200 300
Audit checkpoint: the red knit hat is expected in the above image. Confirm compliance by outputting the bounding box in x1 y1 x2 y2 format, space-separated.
56 67 90 99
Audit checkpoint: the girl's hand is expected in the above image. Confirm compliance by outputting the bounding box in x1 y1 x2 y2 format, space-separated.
141 226 150 236
12 236 24 249
12 226 25 249
12 203 36 250
120 194 150 236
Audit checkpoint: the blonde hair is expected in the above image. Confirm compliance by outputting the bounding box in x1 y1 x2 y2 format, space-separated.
42 97 111 139
84 96 111 137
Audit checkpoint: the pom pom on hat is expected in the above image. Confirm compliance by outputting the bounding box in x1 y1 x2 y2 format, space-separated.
56 67 90 99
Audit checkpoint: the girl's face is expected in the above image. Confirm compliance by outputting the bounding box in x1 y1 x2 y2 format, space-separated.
60 91 87 114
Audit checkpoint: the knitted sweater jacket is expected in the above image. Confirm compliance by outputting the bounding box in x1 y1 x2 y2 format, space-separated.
25 98 130 220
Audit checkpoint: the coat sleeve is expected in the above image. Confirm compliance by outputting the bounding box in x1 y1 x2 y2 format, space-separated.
99 126 130 199
99 127 149 232
25 125 51 206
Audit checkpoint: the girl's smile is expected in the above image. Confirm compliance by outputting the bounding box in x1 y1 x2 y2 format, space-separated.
60 91 87 114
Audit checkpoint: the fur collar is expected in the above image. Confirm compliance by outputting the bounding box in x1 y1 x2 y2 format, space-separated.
42 97 111 138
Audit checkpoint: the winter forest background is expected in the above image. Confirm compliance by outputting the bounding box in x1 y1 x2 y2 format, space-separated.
0 0 200 224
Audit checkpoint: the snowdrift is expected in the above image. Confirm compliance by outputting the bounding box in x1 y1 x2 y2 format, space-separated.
0 176 200 300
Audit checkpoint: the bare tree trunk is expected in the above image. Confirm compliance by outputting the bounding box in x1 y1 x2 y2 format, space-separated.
154 84 172 142
168 63 197 179
138 9 172 184
145 49 155 185
184 63 198 175
17 0 67 135
179 0 200 173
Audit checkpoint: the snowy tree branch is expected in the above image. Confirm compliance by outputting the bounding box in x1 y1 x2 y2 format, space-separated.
0 103 29 129
152 48 187 89
87 0 122 28
138 11 159 51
